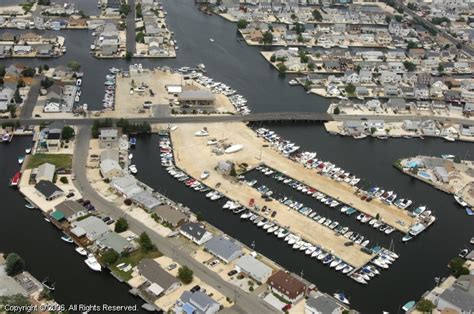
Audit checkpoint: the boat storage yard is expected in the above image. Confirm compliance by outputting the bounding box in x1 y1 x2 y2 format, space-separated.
158 122 437 284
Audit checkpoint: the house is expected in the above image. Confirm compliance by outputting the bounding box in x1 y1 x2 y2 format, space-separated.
96 232 133 254
359 71 372 84
217 160 234 175
305 294 344 314
100 159 123 179
176 290 220 314
415 83 429 99
249 30 263 42
130 191 161 211
52 200 88 222
343 71 359 84
436 275 474 313
178 90 216 108
235 255 273 284
70 216 110 241
179 222 213 245
154 204 188 228
0 87 14 112
99 128 118 149
402 120 421 132
342 121 364 134
434 166 449 183
267 270 306 303
35 163 55 182
384 85 399 97
45 128 62 152
138 259 181 297
386 98 407 112
356 87 369 97
111 176 143 199
408 48 426 59
34 180 64 201
379 71 401 84
204 236 243 263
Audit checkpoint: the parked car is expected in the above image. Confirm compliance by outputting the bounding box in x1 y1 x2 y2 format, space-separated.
209 259 220 268
167 263 177 271
227 270 238 277
191 285 201 293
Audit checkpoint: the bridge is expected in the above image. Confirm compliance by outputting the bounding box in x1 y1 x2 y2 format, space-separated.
3 112 473 126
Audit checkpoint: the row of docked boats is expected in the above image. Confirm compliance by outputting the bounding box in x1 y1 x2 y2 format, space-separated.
103 68 117 109
240 211 357 276
350 248 399 285
188 72 250 115
366 186 412 208
454 194 474 216
159 135 174 167
255 166 396 237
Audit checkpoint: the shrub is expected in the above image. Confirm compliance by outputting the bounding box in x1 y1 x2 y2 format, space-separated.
114 218 128 233
177 265 193 284
59 176 68 184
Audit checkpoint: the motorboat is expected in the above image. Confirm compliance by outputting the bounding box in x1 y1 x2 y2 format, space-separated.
194 129 209 137
441 154 456 160
128 153 133 160
61 234 73 243
288 79 298 86
333 292 350 305
225 144 243 154
18 156 25 164
25 203 35 209
129 164 138 174
209 38 214 42
25 147 31 154
459 249 469 258
201 171 210 180
85 254 102 272
42 278 55 291
75 247 88 256
454 195 468 207
402 301 415 312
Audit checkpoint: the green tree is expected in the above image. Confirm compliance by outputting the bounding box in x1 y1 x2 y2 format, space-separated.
237 19 248 29
67 60 81 71
136 3 142 18
262 31 273 44
307 63 315 71
312 9 322 21
40 77 54 89
277 63 287 73
21 67 35 77
449 257 470 277
416 299 435 313
437 64 444 73
14 89 22 104
394 15 403 22
385 15 391 24
407 41 418 49
333 106 340 114
270 55 276 62
138 232 156 252
178 265 194 284
114 217 129 233
403 61 417 72
5 253 25 276
125 51 132 62
0 65 5 77
345 83 355 95
120 4 130 15
61 126 75 140
43 64 49 71
136 32 145 43
101 249 119 266
59 176 68 184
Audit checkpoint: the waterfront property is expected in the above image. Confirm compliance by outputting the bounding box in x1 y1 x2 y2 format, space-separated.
267 270 306 304
235 255 273 284
179 222 213 245
203 235 243 264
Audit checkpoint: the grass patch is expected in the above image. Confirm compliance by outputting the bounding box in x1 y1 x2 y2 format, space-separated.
110 249 162 281
26 154 73 170
392 159 403 171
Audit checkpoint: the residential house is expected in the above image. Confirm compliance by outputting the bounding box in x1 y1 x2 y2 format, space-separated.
34 180 64 201
154 204 188 228
0 87 14 112
96 232 133 254
359 70 372 84
408 48 426 59
379 71 401 84
384 85 399 97
343 71 359 84
402 120 421 132
415 83 429 99
179 222 213 245
267 270 306 303
35 163 56 182
45 128 62 152
386 98 408 112
436 275 474 312
110 176 143 199
176 290 220 314
204 236 243 263
130 191 161 211
70 216 110 241
99 128 119 149
235 255 273 284
100 159 123 179
52 200 88 222
138 259 181 297
305 294 344 314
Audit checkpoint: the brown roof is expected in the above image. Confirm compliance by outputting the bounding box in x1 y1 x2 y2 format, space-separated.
268 270 305 300
0 32 15 41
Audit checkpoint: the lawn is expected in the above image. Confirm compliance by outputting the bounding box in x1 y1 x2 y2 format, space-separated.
110 249 162 281
26 154 73 170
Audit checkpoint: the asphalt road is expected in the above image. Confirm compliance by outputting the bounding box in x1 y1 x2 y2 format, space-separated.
126 0 136 54
72 126 275 314
6 111 474 126
20 77 41 118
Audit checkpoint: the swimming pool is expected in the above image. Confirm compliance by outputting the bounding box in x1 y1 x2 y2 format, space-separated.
418 171 431 179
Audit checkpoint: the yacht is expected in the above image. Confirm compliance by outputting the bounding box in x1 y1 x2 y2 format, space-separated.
333 292 350 305
61 234 73 243
209 38 214 42
85 254 102 272
129 164 138 174
194 129 209 137
288 79 298 86
454 195 468 207
200 171 210 180
75 247 88 256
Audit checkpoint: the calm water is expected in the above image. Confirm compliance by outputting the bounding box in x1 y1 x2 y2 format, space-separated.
1 0 473 312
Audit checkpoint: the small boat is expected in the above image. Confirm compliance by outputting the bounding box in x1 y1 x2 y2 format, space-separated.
441 154 456 160
18 156 25 164
288 79 298 86
333 291 350 305
201 170 210 180
129 164 138 174
25 147 31 154
225 144 243 154
44 217 51 223
466 208 474 216
443 136 455 142
209 38 214 42
454 195 468 207
194 129 209 137
61 234 73 243
470 237 474 245
402 301 416 312
85 254 102 272
459 248 468 258
75 247 88 256
9 172 21 187
128 154 133 160
25 203 35 209
42 278 55 291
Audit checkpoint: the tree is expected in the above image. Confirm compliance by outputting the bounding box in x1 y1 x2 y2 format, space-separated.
403 61 417 72
270 55 276 62
14 89 22 104
177 265 193 284
297 33 303 43
114 217 128 233
345 83 355 95
61 126 75 140
277 63 287 73
136 3 142 18
21 67 35 77
136 32 145 43
67 60 81 71
449 257 469 277
307 63 315 71
125 51 132 62
59 176 68 184
416 299 435 313
237 19 248 29
5 253 25 276
299 51 308 63
43 64 49 71
101 249 119 266
120 4 131 15
333 106 340 114
262 31 273 45
394 15 403 22
138 232 155 252
385 16 391 24
407 41 418 49
312 9 322 21
0 65 5 77
40 77 54 89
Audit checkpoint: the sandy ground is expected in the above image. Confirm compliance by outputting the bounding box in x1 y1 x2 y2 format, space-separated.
169 122 417 267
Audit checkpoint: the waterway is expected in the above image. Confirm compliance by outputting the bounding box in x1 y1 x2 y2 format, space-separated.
1 0 473 312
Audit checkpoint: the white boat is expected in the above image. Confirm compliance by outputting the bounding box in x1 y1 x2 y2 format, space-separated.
288 79 298 86
444 136 455 142
194 129 209 137
75 247 87 256
442 154 456 160
18 156 24 164
61 234 73 243
25 203 35 209
84 254 102 272
25 147 31 154
225 144 243 154
129 164 138 174
454 195 468 207
333 292 350 305
209 38 214 42
128 153 133 160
